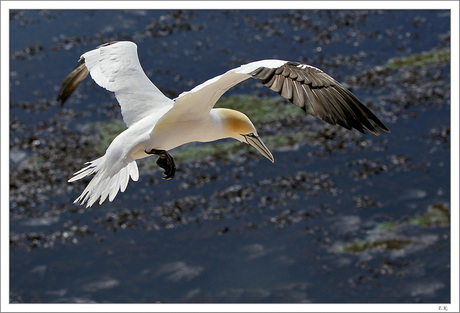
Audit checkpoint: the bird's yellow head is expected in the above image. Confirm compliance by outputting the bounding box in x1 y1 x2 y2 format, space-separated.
217 108 274 163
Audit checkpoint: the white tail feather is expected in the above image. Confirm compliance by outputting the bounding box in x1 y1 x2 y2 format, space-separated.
69 156 139 207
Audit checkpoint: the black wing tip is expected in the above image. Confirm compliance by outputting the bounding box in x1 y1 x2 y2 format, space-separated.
57 95 65 106
368 127 381 136
350 109 391 136
368 126 391 136
372 117 391 134
57 58 88 106
57 91 70 106
361 103 391 135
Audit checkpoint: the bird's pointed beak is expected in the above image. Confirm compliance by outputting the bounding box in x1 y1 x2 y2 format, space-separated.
245 135 274 163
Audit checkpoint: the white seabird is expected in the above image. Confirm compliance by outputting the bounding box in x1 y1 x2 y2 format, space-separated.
58 41 389 207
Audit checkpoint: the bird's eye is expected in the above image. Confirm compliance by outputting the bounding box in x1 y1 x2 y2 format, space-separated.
240 133 256 145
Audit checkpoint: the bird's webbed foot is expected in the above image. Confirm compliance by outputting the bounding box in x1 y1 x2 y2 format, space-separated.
145 149 176 180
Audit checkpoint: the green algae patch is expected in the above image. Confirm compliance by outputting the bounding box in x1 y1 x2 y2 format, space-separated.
336 238 414 253
410 203 450 227
386 48 450 69
378 203 450 230
336 203 449 254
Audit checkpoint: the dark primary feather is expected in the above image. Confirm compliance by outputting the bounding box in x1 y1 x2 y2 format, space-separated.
57 58 88 105
250 62 390 135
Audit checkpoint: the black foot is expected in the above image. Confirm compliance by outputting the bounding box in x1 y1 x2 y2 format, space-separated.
145 149 176 180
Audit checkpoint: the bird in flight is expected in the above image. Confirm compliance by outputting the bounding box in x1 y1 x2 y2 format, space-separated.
58 41 389 207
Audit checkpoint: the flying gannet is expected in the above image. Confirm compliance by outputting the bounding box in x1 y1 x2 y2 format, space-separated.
58 41 390 207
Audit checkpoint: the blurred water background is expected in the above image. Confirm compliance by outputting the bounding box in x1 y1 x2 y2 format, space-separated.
7 8 452 305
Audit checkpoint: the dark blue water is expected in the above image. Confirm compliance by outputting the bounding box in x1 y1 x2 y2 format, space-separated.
8 9 452 304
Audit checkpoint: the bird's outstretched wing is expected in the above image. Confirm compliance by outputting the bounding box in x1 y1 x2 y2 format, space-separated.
170 60 389 135
58 41 173 127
